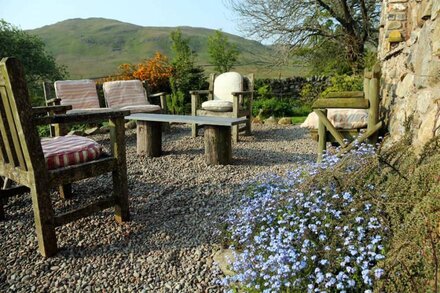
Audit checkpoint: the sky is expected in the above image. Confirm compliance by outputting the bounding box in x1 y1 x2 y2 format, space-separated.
0 0 243 36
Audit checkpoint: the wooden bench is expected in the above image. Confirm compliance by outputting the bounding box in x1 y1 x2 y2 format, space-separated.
125 114 247 165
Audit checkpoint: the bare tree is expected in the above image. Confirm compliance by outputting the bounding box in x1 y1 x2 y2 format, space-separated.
225 0 380 73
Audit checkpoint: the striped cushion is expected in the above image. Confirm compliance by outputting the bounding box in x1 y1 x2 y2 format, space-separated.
103 80 150 108
213 72 243 102
41 135 102 170
300 109 369 129
54 79 100 110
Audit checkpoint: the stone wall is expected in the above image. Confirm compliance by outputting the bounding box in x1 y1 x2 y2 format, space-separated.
257 76 328 99
379 0 440 153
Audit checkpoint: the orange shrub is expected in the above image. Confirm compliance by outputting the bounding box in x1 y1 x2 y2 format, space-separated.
132 52 173 92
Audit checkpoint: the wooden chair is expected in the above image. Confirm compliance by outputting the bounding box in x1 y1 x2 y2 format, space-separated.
0 57 130 257
191 72 254 143
311 64 382 162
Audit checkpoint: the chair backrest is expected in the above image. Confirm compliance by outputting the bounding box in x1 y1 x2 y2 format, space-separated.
54 79 100 110
213 72 243 102
103 80 150 108
0 58 46 176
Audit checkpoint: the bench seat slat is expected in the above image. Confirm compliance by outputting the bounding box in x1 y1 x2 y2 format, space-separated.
126 114 247 126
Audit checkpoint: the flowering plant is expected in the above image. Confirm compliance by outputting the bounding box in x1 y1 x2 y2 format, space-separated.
221 143 386 292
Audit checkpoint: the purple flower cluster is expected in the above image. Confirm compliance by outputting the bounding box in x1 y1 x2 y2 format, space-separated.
220 143 385 292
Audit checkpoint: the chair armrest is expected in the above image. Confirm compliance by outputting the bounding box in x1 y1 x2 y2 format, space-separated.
46 98 62 105
231 91 254 96
149 92 167 98
33 105 72 115
322 91 364 99
34 109 130 125
312 98 369 109
189 90 212 95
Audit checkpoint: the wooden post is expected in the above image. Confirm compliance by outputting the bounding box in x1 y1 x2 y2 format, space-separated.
367 64 381 144
191 93 199 138
232 96 239 143
317 109 327 162
204 125 232 165
109 117 130 223
136 120 162 156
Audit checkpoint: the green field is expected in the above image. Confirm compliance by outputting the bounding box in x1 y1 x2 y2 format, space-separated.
29 18 307 79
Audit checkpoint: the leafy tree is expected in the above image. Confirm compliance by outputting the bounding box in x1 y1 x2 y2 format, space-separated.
226 0 380 73
207 30 239 73
0 20 66 104
168 29 205 114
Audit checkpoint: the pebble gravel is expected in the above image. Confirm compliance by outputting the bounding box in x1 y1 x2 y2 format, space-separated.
0 123 316 292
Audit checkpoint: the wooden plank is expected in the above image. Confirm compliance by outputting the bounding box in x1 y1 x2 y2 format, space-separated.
32 105 72 115
109 116 129 223
0 86 25 168
0 185 30 199
127 113 247 126
54 197 115 227
314 110 347 147
47 158 115 186
322 91 364 99
317 109 327 162
312 98 369 109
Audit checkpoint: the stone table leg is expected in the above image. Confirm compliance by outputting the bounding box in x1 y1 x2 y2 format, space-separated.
136 121 162 156
204 125 232 165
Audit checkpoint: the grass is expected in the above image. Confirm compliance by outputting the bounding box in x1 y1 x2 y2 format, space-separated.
291 116 307 124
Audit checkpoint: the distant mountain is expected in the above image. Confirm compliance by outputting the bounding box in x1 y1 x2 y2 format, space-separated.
28 18 301 79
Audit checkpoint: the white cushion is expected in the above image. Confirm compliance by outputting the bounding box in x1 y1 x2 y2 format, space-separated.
201 100 233 112
103 80 150 108
120 104 161 113
213 72 243 102
301 109 369 129
55 79 100 110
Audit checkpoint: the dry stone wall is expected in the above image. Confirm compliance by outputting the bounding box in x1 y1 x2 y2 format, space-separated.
379 0 440 153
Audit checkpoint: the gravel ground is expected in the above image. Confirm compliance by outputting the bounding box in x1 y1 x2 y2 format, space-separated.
0 123 316 292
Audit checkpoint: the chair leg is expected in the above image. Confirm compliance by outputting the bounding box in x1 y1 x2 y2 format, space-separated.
113 169 130 223
30 186 57 257
192 123 198 138
0 199 5 221
232 125 239 143
245 117 251 136
58 184 72 199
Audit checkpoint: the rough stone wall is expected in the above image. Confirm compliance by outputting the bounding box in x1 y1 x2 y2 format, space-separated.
257 76 329 99
379 0 440 153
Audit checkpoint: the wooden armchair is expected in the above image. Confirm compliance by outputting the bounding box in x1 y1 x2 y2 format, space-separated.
0 57 130 257
191 72 254 143
311 64 382 162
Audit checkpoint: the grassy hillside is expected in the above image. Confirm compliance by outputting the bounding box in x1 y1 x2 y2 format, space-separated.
29 18 305 79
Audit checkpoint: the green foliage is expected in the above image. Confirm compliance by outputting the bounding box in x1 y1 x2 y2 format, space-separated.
169 29 205 114
0 19 66 105
256 84 272 100
299 82 328 106
207 30 239 73
291 116 307 124
37 125 50 137
252 97 310 118
321 74 363 97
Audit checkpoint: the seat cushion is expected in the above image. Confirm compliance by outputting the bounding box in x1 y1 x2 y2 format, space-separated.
201 100 233 112
120 104 161 113
54 79 101 110
41 135 102 170
301 109 369 129
213 72 243 102
103 80 151 108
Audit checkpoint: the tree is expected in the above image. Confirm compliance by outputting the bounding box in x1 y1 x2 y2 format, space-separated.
207 30 240 73
225 0 380 73
0 20 66 104
168 29 205 114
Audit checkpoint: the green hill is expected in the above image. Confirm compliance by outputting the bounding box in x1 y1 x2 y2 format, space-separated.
28 18 304 79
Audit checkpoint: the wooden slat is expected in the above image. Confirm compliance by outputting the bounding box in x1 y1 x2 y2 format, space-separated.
54 197 115 227
0 87 19 166
32 105 72 115
323 91 364 99
0 185 30 199
0 164 31 185
314 110 347 147
127 113 247 126
48 157 115 187
312 98 370 109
